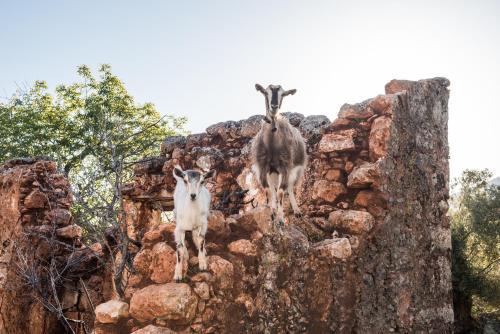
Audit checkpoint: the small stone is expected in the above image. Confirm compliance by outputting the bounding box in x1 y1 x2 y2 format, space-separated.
318 130 356 152
207 210 231 240
149 242 176 284
24 190 47 209
299 115 330 139
311 180 346 203
131 324 178 334
313 238 352 260
347 162 379 188
328 210 375 234
95 300 130 324
193 282 210 300
338 103 374 119
56 225 82 239
369 116 392 161
208 255 234 290
324 169 342 181
227 239 257 257
133 249 152 276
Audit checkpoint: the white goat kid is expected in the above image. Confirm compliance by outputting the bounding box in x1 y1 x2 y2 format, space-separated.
172 166 214 281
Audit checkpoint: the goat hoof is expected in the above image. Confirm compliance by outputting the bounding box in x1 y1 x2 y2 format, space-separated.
271 213 276 222
294 212 303 218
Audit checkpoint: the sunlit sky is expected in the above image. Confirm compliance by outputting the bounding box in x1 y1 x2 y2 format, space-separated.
1 0 499 180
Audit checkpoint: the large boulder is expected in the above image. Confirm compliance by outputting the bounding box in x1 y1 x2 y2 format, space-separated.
129 283 198 324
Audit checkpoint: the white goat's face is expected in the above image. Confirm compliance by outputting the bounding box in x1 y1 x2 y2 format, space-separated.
173 166 215 201
255 83 297 117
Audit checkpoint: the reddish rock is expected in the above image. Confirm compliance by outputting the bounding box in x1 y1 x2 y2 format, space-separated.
368 94 396 115
328 210 375 234
311 180 346 203
207 210 230 239
24 190 47 209
324 169 342 181
131 325 178 334
313 238 352 260
133 248 152 276
338 103 374 119
329 118 352 130
193 282 210 300
95 300 130 324
354 190 387 217
129 283 198 324
208 255 234 290
347 162 379 188
369 116 392 161
149 242 176 284
236 206 273 234
318 130 356 153
50 208 72 226
227 239 257 257
56 224 82 239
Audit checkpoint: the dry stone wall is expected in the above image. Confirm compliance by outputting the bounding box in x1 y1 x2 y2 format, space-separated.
95 78 452 333
0 77 452 334
0 158 110 334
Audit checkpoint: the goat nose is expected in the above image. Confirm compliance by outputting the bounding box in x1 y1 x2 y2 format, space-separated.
190 194 196 200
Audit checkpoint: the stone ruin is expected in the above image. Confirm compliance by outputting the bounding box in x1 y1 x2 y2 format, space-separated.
0 78 452 333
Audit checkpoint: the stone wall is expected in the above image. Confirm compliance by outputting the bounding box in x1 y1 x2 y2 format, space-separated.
0 158 109 334
93 78 453 333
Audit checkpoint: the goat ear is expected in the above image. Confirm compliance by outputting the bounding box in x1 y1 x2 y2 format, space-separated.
173 166 185 179
255 83 266 94
283 89 297 96
203 169 215 180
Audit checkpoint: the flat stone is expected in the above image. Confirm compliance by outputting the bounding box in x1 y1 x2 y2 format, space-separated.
227 239 257 257
338 103 374 119
318 130 356 152
328 210 375 234
129 283 198 324
313 238 352 260
56 225 82 239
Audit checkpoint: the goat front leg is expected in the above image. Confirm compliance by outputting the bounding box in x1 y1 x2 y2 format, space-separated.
174 228 186 282
193 227 207 271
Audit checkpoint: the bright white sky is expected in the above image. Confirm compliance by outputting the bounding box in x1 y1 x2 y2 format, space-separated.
1 0 499 180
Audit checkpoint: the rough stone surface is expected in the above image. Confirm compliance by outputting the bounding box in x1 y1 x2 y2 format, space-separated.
227 239 257 257
318 130 356 153
129 283 198 324
1 78 453 334
313 238 352 260
95 300 130 324
328 209 375 234
347 162 379 188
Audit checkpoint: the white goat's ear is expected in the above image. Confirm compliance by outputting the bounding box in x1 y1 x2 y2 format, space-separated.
283 89 297 96
173 166 185 179
255 83 266 95
203 169 215 180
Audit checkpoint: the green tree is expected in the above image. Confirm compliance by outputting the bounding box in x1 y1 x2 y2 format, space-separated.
451 169 500 332
0 65 186 240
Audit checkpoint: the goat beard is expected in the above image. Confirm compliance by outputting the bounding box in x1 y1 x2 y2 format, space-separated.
264 115 278 132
